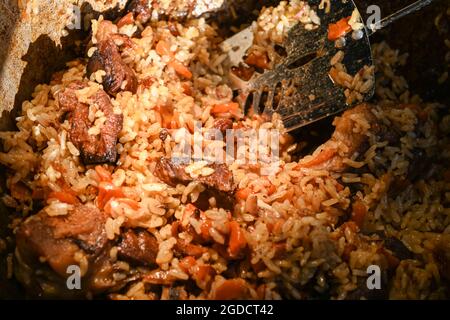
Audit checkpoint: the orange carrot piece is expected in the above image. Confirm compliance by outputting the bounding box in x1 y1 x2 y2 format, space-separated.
193 265 215 290
267 184 277 195
168 60 192 79
352 200 367 228
299 148 336 168
181 82 192 96
228 221 247 258
156 40 173 57
211 102 240 115
236 188 252 200
328 17 352 41
181 242 207 257
97 182 124 209
103 198 139 215
200 219 213 240
95 165 113 182
179 256 197 273
48 191 78 205
117 12 134 28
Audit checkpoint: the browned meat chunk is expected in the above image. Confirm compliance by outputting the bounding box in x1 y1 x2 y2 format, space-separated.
126 0 152 24
87 39 137 95
14 204 110 297
118 229 158 267
154 158 235 209
16 205 108 276
155 158 234 192
57 82 123 164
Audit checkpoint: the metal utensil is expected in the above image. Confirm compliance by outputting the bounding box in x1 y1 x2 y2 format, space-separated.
223 0 435 132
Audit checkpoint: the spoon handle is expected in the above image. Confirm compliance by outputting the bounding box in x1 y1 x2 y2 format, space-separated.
367 0 435 36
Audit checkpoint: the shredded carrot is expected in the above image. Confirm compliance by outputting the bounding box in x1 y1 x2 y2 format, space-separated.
193 265 215 290
328 17 352 41
168 60 192 79
228 221 247 258
194 265 211 280
200 219 213 240
211 102 240 115
48 191 78 205
179 256 197 273
156 40 173 57
117 12 134 28
103 197 138 215
95 165 113 182
236 187 252 200
181 242 207 257
352 200 367 228
267 184 277 195
97 182 124 209
181 82 192 96
299 148 336 168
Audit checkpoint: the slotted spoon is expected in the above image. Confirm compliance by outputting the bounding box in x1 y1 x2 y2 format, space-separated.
223 0 435 132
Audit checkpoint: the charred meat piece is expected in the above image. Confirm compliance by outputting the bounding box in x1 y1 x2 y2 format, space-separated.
15 204 109 297
154 158 234 192
118 229 158 267
87 39 137 95
154 158 235 209
57 82 123 164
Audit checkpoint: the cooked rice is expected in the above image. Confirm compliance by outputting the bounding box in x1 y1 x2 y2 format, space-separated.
0 0 449 300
